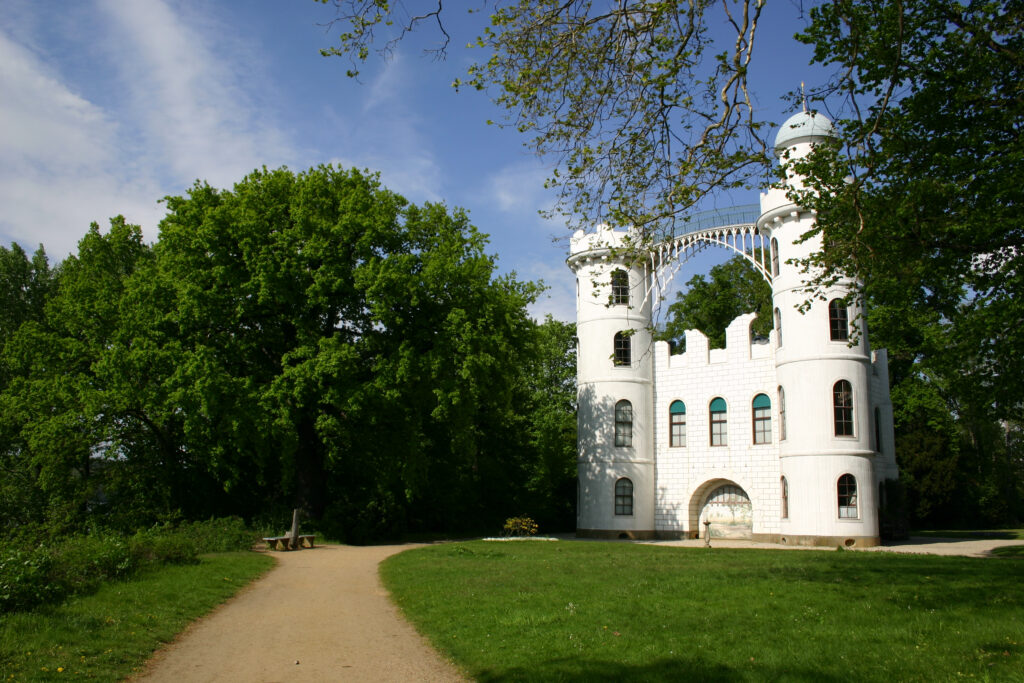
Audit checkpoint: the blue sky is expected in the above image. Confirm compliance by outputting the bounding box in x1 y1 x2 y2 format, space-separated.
0 1 827 322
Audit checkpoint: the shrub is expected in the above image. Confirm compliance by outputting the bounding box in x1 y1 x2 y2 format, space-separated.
0 548 59 612
176 517 256 553
503 516 539 537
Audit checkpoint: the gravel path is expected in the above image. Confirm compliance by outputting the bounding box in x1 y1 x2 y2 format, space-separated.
132 544 465 683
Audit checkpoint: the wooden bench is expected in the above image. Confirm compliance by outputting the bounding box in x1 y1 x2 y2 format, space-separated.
262 534 315 551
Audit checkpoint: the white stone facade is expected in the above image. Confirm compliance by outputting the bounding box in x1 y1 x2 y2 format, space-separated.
568 112 900 547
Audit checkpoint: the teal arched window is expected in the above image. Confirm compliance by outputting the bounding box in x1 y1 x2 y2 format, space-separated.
710 397 727 446
752 393 772 444
669 400 686 448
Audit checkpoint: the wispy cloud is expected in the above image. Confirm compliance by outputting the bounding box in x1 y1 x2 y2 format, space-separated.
0 0 299 258
0 28 164 256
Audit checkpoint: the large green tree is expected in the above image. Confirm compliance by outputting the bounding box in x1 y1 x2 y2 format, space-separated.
658 254 772 349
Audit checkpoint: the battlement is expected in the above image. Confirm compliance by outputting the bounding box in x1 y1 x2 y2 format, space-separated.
656 312 774 370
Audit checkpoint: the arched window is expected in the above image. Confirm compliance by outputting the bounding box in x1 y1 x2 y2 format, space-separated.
774 307 783 347
829 299 849 341
781 476 789 519
838 474 858 518
613 331 631 366
614 400 633 447
752 393 772 444
615 478 633 516
833 380 854 436
611 269 629 306
771 238 780 276
710 397 728 446
669 400 686 447
778 386 787 441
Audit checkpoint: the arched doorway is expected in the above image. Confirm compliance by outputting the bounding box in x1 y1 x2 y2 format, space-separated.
699 483 753 539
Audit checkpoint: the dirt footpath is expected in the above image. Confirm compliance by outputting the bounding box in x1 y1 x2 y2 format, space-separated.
133 544 465 683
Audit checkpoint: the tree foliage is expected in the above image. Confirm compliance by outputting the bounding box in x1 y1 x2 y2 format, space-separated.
657 254 771 349
320 0 772 233
0 166 579 541
788 0 1024 418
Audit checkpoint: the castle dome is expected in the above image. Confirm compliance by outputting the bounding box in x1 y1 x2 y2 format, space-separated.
774 110 835 153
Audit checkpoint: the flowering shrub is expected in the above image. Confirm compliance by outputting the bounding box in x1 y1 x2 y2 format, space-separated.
503 516 539 537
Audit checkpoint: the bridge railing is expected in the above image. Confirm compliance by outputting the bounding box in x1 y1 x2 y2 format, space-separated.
669 203 761 239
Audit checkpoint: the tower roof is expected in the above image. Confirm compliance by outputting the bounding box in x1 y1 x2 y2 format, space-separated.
774 110 835 153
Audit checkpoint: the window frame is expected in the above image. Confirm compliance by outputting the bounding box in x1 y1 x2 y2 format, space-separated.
752 393 772 445
669 400 686 448
774 307 783 347
614 477 634 516
833 380 855 437
709 397 728 447
778 386 787 441
781 476 789 519
771 238 780 277
610 269 630 306
829 298 850 342
613 331 632 367
838 473 858 519
614 399 633 447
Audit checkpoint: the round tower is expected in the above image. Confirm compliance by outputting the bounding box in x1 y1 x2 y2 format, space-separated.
568 226 655 539
760 111 881 546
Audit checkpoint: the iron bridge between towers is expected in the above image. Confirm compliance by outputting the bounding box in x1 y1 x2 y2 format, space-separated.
641 204 772 310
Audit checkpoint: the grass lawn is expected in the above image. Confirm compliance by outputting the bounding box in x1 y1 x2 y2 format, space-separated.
0 551 273 682
381 542 1023 682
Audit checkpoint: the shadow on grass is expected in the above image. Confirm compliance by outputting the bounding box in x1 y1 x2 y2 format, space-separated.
476 656 841 682
990 545 1024 559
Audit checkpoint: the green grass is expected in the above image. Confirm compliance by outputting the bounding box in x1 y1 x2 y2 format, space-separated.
0 551 273 682
913 529 1024 540
381 542 1024 682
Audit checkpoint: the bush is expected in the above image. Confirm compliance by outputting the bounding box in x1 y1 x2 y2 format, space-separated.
0 517 256 613
0 548 58 612
503 516 539 537
178 517 257 553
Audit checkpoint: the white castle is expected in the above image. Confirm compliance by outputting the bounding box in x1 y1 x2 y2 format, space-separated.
568 111 899 547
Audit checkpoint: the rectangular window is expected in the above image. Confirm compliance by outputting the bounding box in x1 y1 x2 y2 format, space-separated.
711 413 727 446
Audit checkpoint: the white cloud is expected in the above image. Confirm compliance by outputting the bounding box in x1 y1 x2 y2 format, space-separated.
487 160 554 214
522 258 577 323
0 0 301 258
0 29 165 256
98 0 293 189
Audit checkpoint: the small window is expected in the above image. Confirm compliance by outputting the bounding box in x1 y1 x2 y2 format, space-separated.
611 269 629 306
752 393 772 444
710 397 728 446
829 299 849 341
774 307 783 347
615 477 634 516
613 331 631 366
771 238 780 277
838 473 858 518
778 386 787 441
615 400 633 447
833 380 854 437
669 400 686 448
781 476 789 519
874 407 882 453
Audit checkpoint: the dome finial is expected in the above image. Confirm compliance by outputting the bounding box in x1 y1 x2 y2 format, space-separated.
801 81 807 113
